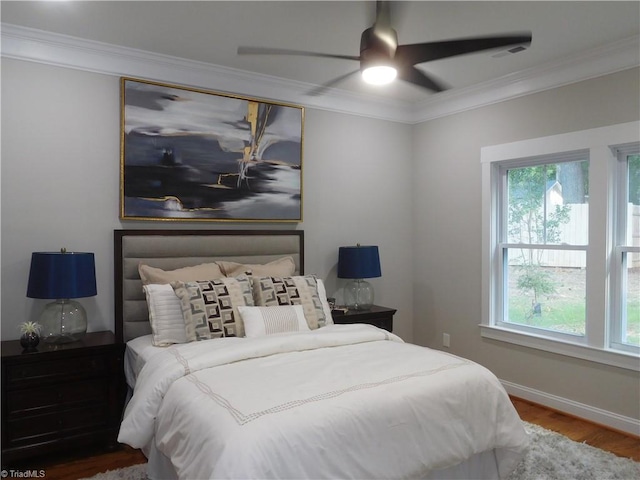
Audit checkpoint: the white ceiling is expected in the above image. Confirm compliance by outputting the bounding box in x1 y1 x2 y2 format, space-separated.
2 1 639 103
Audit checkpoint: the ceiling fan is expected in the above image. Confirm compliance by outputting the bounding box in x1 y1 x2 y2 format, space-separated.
237 1 532 96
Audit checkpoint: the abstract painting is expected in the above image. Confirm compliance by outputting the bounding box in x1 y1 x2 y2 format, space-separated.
120 78 304 221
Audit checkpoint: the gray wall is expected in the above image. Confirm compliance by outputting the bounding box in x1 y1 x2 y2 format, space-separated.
1 58 415 342
2 56 638 422
412 67 640 419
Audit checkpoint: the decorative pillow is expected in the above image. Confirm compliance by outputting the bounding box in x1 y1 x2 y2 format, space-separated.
316 279 334 326
172 276 254 341
251 275 329 329
143 284 187 346
217 257 296 278
139 262 224 285
237 305 310 338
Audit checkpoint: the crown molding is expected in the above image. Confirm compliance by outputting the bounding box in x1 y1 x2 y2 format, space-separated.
408 35 640 123
2 23 638 124
0 23 411 123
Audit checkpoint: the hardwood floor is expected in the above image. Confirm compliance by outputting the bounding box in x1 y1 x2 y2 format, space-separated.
510 396 640 462
20 396 640 479
22 446 147 480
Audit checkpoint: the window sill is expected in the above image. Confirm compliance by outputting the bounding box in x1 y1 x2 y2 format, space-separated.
480 325 639 371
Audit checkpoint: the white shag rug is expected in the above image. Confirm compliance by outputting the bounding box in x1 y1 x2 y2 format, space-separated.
507 422 639 480
83 423 639 480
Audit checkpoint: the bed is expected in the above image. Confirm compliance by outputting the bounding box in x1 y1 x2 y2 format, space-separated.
114 229 528 480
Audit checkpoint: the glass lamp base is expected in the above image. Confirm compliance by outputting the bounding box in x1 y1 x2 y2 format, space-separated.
40 299 87 344
344 279 374 311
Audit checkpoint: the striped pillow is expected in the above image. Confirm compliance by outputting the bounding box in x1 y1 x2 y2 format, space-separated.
143 283 187 346
237 305 310 338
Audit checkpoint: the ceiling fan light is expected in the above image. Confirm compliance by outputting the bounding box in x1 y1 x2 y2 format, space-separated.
362 65 397 85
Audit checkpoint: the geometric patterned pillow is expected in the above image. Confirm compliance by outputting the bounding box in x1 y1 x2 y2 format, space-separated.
171 275 254 341
251 275 327 329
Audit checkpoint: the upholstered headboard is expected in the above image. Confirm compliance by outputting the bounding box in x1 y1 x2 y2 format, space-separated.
114 230 304 343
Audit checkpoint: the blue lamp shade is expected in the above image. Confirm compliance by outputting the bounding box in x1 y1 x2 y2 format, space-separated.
337 245 381 279
26 252 96 344
338 245 381 311
27 252 97 299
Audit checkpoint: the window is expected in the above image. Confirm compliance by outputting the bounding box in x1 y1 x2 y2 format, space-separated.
612 146 640 353
502 157 589 341
481 122 640 370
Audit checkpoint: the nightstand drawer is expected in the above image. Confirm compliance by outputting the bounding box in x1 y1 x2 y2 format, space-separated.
332 305 396 332
1 331 127 464
5 355 109 387
6 379 107 417
6 403 108 447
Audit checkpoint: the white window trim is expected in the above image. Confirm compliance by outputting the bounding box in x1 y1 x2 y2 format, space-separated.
611 143 640 354
481 121 640 372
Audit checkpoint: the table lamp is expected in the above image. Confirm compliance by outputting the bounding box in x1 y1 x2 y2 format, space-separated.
27 250 97 344
338 244 381 311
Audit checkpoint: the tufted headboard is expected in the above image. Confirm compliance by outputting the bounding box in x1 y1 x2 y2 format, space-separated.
114 229 304 343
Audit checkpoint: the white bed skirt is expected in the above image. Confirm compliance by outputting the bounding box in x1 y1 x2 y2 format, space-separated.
144 444 503 480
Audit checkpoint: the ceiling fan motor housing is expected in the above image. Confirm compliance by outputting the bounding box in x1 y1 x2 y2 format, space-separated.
359 26 398 71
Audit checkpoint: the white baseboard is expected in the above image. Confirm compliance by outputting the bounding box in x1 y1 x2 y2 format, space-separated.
501 380 640 437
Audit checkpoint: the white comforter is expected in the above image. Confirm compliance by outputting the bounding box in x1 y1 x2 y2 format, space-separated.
118 324 528 479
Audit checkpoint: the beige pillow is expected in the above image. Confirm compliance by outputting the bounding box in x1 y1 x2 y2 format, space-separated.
139 262 224 285
217 256 295 277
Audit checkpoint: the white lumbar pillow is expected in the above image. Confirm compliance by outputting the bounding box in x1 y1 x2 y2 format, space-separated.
238 305 310 338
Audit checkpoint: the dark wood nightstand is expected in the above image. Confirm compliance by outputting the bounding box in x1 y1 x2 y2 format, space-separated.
1 331 126 466
331 305 396 332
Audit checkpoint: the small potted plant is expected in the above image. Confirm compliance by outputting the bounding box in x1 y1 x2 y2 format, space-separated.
19 321 42 351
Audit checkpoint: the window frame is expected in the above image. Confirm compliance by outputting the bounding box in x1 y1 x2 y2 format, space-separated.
496 152 589 343
481 122 640 371
611 143 640 354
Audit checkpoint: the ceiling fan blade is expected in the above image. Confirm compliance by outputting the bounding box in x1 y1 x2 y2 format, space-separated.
237 46 360 62
395 33 532 65
397 65 448 93
307 69 361 96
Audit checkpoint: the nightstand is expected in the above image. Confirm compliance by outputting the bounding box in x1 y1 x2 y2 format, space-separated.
1 331 126 466
331 305 396 332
